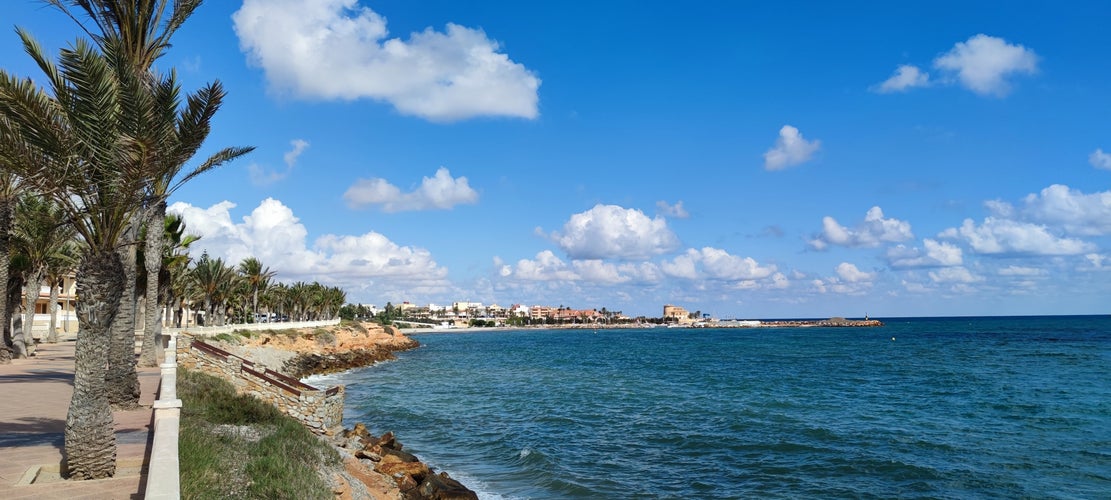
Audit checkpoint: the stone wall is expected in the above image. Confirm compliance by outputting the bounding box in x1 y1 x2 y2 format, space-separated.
177 334 345 435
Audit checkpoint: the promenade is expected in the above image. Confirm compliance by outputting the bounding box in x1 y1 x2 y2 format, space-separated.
0 341 160 499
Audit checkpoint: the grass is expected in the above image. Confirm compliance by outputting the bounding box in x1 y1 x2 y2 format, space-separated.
178 368 340 500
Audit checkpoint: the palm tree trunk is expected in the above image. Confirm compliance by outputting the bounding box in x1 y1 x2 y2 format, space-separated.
106 234 141 409
47 278 60 343
138 203 164 367
0 197 11 363
11 302 27 358
66 249 122 480
22 270 43 356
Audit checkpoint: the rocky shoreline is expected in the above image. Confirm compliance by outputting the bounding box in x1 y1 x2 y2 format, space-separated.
209 321 478 500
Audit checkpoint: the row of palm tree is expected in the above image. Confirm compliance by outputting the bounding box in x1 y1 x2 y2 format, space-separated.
175 253 345 328
0 0 250 479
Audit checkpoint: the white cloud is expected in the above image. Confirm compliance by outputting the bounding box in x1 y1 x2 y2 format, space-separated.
874 64 930 93
552 204 679 260
928 266 982 284
499 252 663 286
887 239 963 268
344 167 478 212
248 138 310 186
169 198 449 292
1018 184 1111 236
948 217 1095 255
1090 149 1111 170
661 247 777 281
809 206 914 249
998 265 1047 277
506 250 579 281
232 0 540 121
283 139 310 166
933 34 1038 97
763 125 820 171
836 262 875 283
656 200 690 218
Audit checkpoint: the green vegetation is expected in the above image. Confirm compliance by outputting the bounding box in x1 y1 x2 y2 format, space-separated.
178 368 339 500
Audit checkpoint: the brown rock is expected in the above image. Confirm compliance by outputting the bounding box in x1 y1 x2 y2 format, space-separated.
382 447 420 463
377 431 398 450
417 472 479 500
355 449 382 462
395 473 420 493
378 453 403 466
378 461 430 482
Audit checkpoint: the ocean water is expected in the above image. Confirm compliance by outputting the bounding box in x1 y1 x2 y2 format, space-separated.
316 316 1111 499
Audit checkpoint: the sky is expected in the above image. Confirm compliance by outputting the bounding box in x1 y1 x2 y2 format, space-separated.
3 0 1110 318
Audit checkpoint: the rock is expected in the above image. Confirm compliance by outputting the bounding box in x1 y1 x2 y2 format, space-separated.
378 460 430 482
395 473 420 494
350 422 371 440
377 431 399 450
382 447 420 463
354 449 382 462
416 472 479 500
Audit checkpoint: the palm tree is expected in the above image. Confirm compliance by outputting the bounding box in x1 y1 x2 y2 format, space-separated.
188 253 236 326
44 241 78 343
44 1 251 367
11 195 76 357
0 156 26 364
0 1 248 477
237 257 275 321
0 34 145 479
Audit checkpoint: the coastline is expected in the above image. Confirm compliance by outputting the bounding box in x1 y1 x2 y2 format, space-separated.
399 317 884 334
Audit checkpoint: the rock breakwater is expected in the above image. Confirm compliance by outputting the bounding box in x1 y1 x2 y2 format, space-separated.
336 423 478 500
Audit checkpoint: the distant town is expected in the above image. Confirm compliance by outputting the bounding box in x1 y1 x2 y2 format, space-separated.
339 302 883 329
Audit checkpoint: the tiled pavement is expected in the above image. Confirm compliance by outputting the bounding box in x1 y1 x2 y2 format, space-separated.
0 341 160 499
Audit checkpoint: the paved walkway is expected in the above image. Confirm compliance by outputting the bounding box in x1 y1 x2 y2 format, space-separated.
0 341 160 499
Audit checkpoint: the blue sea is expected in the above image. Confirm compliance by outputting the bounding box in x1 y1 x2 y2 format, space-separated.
309 316 1111 499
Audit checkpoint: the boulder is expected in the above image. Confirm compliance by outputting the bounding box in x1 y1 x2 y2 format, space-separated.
416 472 479 500
378 460 430 482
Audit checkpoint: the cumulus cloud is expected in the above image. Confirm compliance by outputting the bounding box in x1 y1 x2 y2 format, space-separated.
1015 184 1111 236
500 251 661 285
928 266 982 284
232 0 540 121
344 167 478 212
836 262 874 283
886 239 963 268
933 34 1038 97
875 35 1037 97
943 217 1095 255
552 204 680 260
763 125 820 171
809 206 914 250
656 200 690 218
248 139 309 186
874 64 930 93
998 265 1047 277
169 198 449 292
661 247 777 281
1090 149 1111 170
812 264 874 295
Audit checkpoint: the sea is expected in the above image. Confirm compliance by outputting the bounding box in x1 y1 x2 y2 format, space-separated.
306 315 1111 499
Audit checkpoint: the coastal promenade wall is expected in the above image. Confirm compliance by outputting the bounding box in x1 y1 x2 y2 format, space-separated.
176 334 346 434
145 319 342 500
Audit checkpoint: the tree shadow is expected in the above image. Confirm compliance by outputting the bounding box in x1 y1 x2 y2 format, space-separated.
0 416 66 448
0 369 75 385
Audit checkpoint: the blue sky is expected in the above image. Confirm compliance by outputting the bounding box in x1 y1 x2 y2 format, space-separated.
4 0 1110 318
